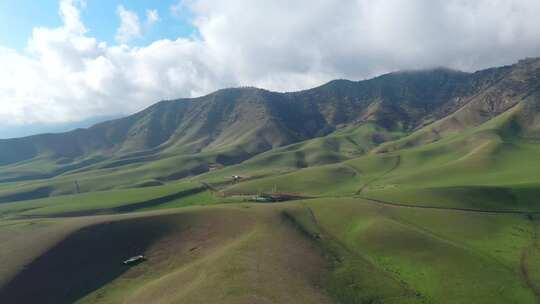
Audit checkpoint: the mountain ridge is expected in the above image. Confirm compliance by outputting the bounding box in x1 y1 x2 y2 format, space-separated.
0 58 539 186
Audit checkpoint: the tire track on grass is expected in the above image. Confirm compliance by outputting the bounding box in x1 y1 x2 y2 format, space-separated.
282 205 421 302
355 155 401 195
354 196 540 301
358 196 540 215
521 214 540 303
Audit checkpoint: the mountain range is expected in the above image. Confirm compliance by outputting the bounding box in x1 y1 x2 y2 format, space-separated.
0 57 539 200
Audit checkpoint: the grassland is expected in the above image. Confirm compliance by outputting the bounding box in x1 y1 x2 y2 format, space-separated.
301 198 540 304
0 181 223 218
1 198 539 304
3 96 540 303
216 105 540 213
0 206 334 304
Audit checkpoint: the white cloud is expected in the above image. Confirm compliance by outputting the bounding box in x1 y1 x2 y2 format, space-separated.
59 0 87 34
146 9 160 25
115 5 141 43
1 0 540 126
169 1 186 17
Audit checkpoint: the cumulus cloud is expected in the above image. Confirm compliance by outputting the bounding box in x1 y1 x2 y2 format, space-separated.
1 0 540 125
115 5 141 43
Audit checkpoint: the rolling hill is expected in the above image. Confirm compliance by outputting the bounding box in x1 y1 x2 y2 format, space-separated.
2 58 540 304
1 58 538 200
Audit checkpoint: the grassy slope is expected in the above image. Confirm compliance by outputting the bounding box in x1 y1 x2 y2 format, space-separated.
2 84 540 302
2 200 539 304
0 152 213 202
217 102 540 212
7 98 534 219
0 122 401 217
299 198 539 304
0 122 402 204
224 163 361 196
0 181 206 218
0 218 86 287
361 106 540 211
0 206 335 304
239 123 404 169
2 127 540 303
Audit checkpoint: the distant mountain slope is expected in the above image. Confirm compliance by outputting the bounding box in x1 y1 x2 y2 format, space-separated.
376 58 540 152
0 58 538 186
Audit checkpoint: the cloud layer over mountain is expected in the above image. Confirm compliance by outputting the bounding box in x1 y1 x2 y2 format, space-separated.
1 0 540 125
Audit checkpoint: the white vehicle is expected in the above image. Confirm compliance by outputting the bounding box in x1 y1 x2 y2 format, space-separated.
123 255 146 265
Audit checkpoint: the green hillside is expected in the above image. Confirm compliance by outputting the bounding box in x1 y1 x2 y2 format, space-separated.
2 58 540 303
0 60 521 192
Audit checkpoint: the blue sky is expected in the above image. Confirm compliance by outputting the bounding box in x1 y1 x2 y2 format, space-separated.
0 0 195 50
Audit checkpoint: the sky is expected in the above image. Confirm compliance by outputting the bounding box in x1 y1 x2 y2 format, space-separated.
0 0 195 51
0 0 540 138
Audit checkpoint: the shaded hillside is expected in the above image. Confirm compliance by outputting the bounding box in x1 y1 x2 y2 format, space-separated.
0 58 539 185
